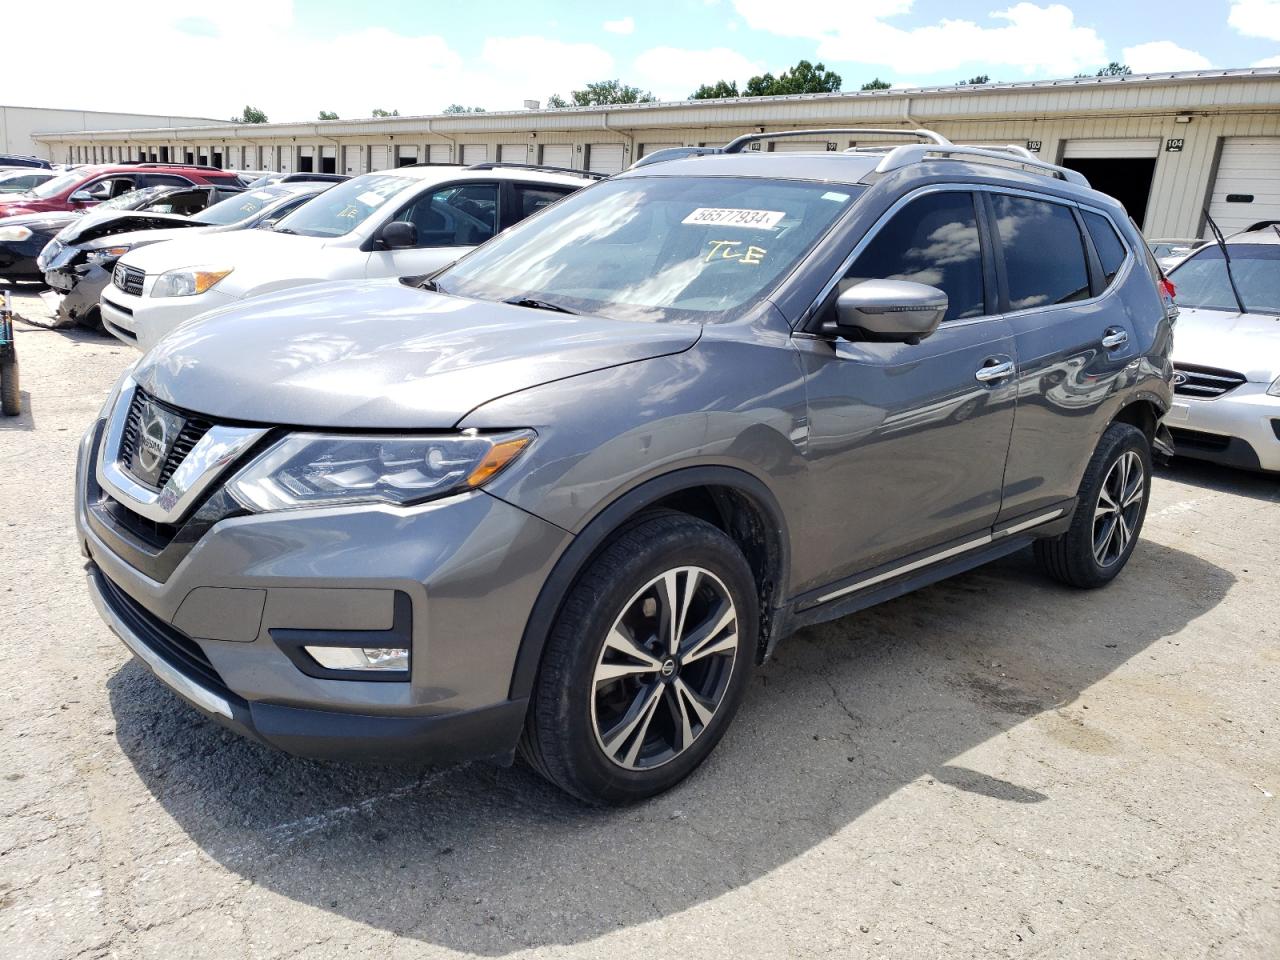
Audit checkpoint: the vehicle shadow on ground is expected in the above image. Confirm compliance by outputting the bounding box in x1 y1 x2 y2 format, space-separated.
107 539 1232 954
1156 458 1279 503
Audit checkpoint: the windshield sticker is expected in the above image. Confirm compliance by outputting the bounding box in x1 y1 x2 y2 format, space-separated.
682 207 785 230
821 191 850 203
337 204 360 219
357 190 390 207
705 240 767 265
250 191 275 200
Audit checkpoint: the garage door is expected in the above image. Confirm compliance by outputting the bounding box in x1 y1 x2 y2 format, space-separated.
369 145 390 171
1062 138 1160 159
540 143 572 167
343 145 365 175
640 142 681 157
499 144 528 163
1208 138 1280 236
396 145 418 166
428 144 451 164
461 144 488 164
587 143 625 174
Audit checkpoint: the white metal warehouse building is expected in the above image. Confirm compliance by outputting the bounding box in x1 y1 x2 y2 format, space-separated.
33 68 1280 239
2 105 225 161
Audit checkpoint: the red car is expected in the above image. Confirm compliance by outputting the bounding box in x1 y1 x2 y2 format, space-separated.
0 164 241 219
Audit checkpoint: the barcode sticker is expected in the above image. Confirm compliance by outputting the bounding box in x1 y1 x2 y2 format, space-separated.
681 208 785 229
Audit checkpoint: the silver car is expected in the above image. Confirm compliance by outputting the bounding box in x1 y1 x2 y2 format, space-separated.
1165 226 1280 472
76 130 1175 803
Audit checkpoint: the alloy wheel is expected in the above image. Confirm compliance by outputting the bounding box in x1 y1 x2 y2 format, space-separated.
591 566 739 771
1093 450 1144 567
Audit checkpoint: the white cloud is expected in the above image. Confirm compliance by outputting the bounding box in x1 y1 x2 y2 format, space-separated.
633 47 766 99
1230 0 1280 41
603 16 635 34
1253 54 1280 65
730 1 1107 76
1121 41 1212 73
0 0 613 121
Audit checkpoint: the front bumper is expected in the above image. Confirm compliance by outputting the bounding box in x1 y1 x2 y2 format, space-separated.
45 260 112 325
100 283 234 352
77 417 571 763
1166 382 1280 473
0 239 46 279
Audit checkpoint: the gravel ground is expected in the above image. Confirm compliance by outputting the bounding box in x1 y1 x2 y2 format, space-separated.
1 285 1277 960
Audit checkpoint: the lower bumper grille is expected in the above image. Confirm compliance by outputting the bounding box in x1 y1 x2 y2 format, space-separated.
93 566 228 694
1169 427 1232 452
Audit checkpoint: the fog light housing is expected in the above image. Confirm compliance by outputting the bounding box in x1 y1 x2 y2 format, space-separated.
305 646 408 672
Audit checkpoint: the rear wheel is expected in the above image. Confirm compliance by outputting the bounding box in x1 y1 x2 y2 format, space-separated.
1 358 19 416
520 512 757 804
1034 422 1150 588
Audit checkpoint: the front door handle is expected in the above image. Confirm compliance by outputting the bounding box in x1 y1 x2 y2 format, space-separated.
975 359 1015 383
1101 327 1129 350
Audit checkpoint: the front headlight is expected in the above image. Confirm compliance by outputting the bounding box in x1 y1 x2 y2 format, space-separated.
227 430 534 512
151 265 233 298
0 226 33 242
1268 376 1280 398
86 245 130 264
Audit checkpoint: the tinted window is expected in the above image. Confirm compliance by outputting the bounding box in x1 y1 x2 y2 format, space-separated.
142 174 195 188
1169 243 1280 314
1082 210 1127 286
395 183 498 247
993 195 1090 309
844 191 985 323
515 185 572 221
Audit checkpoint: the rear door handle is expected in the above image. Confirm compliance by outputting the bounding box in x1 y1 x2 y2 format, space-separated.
975 359 1015 383
1101 328 1129 350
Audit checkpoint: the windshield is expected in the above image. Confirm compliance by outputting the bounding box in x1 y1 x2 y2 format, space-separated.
437 176 862 322
26 172 83 198
270 174 411 237
1170 242 1280 315
192 187 289 225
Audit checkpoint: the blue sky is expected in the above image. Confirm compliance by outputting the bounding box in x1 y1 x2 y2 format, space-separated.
8 1 1280 120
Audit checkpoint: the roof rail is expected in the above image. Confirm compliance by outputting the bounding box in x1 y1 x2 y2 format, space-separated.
873 143 1090 186
462 161 607 180
723 128 951 153
120 161 230 172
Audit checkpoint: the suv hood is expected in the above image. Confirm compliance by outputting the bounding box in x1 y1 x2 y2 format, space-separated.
59 211 192 245
119 227 321 273
132 279 702 427
1171 307 1280 382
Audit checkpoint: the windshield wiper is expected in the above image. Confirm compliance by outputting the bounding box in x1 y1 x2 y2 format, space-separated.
1203 208 1247 314
503 296 577 315
272 226 298 235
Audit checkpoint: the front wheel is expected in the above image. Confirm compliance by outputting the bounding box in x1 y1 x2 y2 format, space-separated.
1034 422 1151 588
520 512 757 804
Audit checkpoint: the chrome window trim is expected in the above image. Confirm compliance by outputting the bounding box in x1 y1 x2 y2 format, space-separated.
96 376 268 524
801 182 1135 331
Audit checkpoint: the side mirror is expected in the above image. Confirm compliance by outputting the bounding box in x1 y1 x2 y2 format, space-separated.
69 190 94 203
379 220 417 249
834 279 947 344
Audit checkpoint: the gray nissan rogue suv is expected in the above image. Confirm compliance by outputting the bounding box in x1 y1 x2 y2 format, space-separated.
77 130 1176 804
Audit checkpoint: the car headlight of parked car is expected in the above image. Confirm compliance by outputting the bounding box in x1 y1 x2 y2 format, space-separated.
151 266 233 298
1268 375 1280 398
86 246 131 264
227 430 534 512
0 225 33 242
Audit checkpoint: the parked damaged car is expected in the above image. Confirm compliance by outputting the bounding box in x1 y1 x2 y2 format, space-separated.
42 183 328 329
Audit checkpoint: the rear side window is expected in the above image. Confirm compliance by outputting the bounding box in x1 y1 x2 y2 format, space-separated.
992 195 1090 309
514 185 571 221
1082 210 1128 286
844 191 985 323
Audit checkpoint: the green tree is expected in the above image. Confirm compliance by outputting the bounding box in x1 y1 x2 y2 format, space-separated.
546 93 569 108
318 110 339 120
744 60 842 96
1096 61 1132 76
860 77 891 91
691 79 740 99
371 108 400 117
554 80 655 106
958 74 990 85
232 105 268 123
443 104 486 113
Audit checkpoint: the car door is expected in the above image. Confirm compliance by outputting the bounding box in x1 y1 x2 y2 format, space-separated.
985 193 1139 523
364 181 498 279
791 189 1019 593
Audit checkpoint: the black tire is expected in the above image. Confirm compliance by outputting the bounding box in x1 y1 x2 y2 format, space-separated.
75 307 103 332
0 358 18 416
520 511 758 804
1034 422 1151 588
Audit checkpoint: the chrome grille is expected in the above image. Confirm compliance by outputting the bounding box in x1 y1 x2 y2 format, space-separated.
117 388 213 489
113 263 144 296
1173 364 1247 399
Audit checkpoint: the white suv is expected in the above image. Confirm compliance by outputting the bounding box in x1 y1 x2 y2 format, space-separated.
100 164 594 351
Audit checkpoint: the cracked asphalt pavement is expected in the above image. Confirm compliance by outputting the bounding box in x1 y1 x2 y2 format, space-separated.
1 286 1277 959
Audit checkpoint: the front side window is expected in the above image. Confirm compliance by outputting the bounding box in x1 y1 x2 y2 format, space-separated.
438 176 861 322
271 173 414 238
992 195 1090 309
1170 243 1280 315
394 183 497 247
842 191 986 323
1082 210 1128 287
